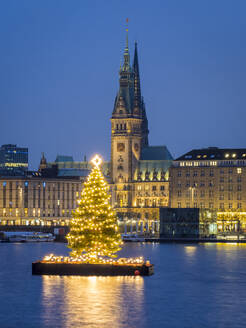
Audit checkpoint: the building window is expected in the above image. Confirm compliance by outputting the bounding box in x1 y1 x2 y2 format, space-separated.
210 170 214 177
228 193 233 200
160 185 165 191
209 203 213 209
238 185 242 191
200 191 205 198
229 169 233 174
229 203 233 209
237 168 242 174
152 186 157 191
193 171 197 177
220 177 224 183
178 202 181 208
200 202 204 208
194 202 198 208
209 190 213 198
201 170 205 177
238 203 242 209
200 181 205 187
220 169 224 174
220 203 224 210
228 185 233 191
178 171 181 177
219 194 224 200
177 191 182 197
220 185 224 191
237 194 241 200
186 203 190 208
186 171 190 177
186 182 190 187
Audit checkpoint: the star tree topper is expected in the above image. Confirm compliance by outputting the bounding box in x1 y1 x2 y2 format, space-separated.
91 154 102 168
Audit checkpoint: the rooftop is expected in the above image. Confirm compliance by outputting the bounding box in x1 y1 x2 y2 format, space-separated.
176 147 246 161
140 146 173 161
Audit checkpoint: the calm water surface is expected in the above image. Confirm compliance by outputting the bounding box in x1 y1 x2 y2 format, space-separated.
0 242 246 328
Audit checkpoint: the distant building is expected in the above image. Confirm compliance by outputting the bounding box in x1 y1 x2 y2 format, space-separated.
0 155 85 225
0 144 28 174
109 34 173 224
169 147 246 234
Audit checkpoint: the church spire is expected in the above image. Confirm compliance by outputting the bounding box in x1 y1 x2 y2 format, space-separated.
133 41 141 101
122 18 130 72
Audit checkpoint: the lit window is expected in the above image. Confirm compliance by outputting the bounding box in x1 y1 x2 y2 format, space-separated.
25 181 28 187
3 182 6 187
225 153 229 158
237 168 242 174
232 153 236 158
43 182 46 188
203 155 207 158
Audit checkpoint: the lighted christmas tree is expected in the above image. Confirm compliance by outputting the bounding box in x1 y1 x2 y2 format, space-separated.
66 155 123 262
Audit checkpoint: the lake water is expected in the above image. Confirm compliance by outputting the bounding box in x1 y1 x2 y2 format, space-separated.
0 242 246 328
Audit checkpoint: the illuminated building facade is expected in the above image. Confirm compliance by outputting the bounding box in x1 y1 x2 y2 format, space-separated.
169 147 246 235
110 33 173 226
0 144 28 174
0 162 84 226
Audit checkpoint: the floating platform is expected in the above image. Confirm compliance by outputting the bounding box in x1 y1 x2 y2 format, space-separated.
32 262 154 276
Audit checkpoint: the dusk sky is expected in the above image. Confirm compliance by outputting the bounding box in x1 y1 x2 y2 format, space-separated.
1 0 246 169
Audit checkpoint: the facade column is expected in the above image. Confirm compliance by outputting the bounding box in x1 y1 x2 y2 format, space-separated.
152 221 155 233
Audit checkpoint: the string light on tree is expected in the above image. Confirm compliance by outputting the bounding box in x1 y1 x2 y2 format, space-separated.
66 154 123 263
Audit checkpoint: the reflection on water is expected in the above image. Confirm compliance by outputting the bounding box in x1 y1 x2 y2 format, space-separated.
42 275 144 328
184 246 197 256
1 242 246 328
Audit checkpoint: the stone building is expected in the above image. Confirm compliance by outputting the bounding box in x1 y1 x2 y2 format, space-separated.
169 147 246 234
109 33 173 226
0 162 85 226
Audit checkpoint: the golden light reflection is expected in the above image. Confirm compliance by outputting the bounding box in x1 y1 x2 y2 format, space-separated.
184 246 197 256
42 275 144 328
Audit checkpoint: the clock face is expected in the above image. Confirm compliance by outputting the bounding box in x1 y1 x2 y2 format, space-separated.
134 143 139 152
117 143 125 152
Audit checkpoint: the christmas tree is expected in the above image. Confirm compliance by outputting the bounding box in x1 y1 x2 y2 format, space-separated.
67 155 123 262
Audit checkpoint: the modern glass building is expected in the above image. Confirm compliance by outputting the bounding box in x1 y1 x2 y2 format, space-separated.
0 144 28 173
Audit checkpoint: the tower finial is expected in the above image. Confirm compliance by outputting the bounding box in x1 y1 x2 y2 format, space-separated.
122 18 130 72
125 18 129 51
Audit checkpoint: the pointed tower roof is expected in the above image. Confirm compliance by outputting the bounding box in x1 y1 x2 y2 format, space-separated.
40 152 47 165
121 19 131 72
39 152 47 171
133 41 141 105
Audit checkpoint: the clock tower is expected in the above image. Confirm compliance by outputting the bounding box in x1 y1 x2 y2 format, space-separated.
111 31 149 207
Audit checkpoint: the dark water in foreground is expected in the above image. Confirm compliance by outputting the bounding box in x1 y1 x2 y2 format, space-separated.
0 242 246 328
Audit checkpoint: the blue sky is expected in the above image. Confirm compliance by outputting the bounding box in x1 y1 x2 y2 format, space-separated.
1 0 246 168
